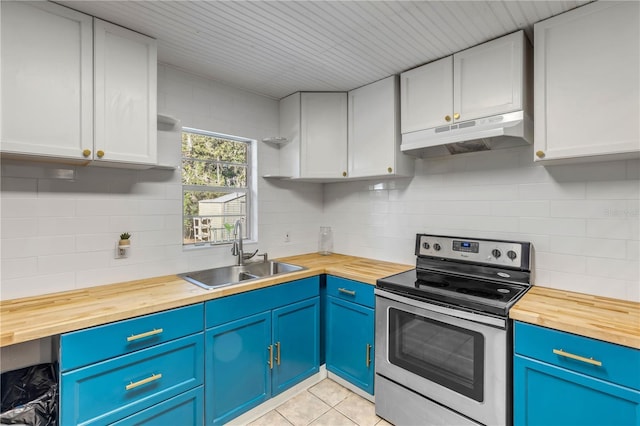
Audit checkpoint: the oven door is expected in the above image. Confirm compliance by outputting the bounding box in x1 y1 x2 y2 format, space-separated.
375 289 509 426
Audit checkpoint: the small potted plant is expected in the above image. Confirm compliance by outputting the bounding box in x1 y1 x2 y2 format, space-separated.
119 232 131 247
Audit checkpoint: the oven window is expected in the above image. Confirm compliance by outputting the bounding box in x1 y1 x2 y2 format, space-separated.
388 307 484 402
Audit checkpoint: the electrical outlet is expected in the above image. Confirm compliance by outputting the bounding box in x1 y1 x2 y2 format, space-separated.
284 231 290 243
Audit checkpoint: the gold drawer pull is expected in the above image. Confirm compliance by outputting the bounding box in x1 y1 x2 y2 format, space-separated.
268 344 274 369
275 341 281 366
366 343 372 368
338 288 356 296
125 373 162 391
127 328 164 342
553 349 602 367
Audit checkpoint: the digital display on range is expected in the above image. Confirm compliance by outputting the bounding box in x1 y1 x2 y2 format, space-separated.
453 240 479 253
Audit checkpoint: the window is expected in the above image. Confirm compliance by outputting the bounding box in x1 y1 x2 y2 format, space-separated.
182 128 252 246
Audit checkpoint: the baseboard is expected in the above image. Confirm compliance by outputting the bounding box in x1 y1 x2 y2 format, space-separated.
327 371 375 403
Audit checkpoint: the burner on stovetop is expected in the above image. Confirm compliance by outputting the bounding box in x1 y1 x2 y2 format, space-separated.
456 287 505 300
415 277 449 288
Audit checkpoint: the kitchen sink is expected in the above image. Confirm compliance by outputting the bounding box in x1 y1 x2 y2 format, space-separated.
179 261 305 290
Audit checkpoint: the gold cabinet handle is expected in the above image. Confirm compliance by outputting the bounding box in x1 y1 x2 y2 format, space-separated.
536 150 546 158
125 373 162 391
338 288 356 296
97 150 105 158
387 167 393 174
82 149 91 158
342 171 347 177
454 112 460 120
268 344 273 369
127 328 163 342
553 349 602 367
366 343 372 368
444 115 451 122
275 341 281 366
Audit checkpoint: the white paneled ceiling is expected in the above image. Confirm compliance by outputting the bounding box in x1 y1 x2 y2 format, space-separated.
56 0 591 99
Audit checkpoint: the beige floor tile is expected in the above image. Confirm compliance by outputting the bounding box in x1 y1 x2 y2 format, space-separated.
308 379 352 407
276 391 331 426
375 418 393 426
335 393 381 426
309 408 358 426
247 410 293 426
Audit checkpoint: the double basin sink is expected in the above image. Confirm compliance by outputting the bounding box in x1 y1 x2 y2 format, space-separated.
179 261 305 290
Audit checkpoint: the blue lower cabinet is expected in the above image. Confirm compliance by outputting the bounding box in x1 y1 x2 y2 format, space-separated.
272 298 320 395
205 312 272 426
111 387 204 426
325 275 375 394
326 295 374 394
514 322 640 426
60 333 204 425
205 278 320 425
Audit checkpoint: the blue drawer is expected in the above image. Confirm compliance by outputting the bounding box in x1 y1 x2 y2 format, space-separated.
206 277 319 328
111 387 204 426
60 304 204 371
515 322 640 391
327 276 374 308
60 333 204 425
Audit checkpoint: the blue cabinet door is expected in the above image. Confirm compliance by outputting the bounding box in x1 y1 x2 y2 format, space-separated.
326 295 374 394
514 354 640 426
205 311 271 426
272 297 320 396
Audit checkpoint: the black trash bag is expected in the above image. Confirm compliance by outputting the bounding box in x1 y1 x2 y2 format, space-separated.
1 363 57 426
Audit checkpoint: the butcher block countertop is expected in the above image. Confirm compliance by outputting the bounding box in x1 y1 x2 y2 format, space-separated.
0 253 412 347
510 286 640 350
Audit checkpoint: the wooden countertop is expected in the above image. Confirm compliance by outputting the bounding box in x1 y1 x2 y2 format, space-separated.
510 286 640 349
0 253 412 347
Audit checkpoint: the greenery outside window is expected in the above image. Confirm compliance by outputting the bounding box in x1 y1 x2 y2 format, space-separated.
182 128 251 246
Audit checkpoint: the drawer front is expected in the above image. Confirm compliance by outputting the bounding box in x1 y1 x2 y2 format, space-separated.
60 333 204 426
111 387 204 426
327 276 374 308
515 322 640 390
206 277 319 328
61 304 204 371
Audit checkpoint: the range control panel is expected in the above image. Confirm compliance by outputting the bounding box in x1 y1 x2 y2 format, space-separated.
416 234 531 269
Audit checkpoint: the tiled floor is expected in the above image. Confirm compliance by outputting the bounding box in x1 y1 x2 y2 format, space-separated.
247 379 391 426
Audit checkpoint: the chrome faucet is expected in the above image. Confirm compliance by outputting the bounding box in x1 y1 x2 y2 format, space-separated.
231 219 244 265
231 219 258 265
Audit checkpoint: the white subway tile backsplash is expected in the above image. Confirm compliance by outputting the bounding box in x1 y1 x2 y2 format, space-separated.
549 236 627 259
586 257 639 281
518 182 586 200
535 252 586 274
1 257 38 280
519 217 586 237
587 218 638 240
587 180 640 200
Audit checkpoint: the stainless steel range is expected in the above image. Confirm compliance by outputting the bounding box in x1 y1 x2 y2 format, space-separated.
375 234 532 426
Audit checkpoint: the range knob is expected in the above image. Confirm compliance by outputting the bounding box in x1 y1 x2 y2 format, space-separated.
433 243 441 251
422 242 430 250
507 250 517 260
491 249 502 258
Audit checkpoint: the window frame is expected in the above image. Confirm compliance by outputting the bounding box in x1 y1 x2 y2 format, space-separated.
181 127 254 247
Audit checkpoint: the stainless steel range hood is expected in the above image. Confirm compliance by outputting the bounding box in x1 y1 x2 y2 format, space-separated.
401 110 532 157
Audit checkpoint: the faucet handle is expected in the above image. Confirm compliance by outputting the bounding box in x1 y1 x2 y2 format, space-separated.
242 249 259 260
257 252 268 262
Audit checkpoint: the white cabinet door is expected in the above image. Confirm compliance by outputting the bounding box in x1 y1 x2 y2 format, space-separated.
349 76 412 178
534 1 640 163
1 1 93 160
454 31 525 122
94 19 157 166
400 56 453 134
300 92 347 179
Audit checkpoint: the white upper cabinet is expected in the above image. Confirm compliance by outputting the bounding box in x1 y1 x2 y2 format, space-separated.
278 92 348 179
0 3 158 167
94 19 157 166
534 1 640 163
401 30 530 134
348 76 413 178
1 1 93 160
